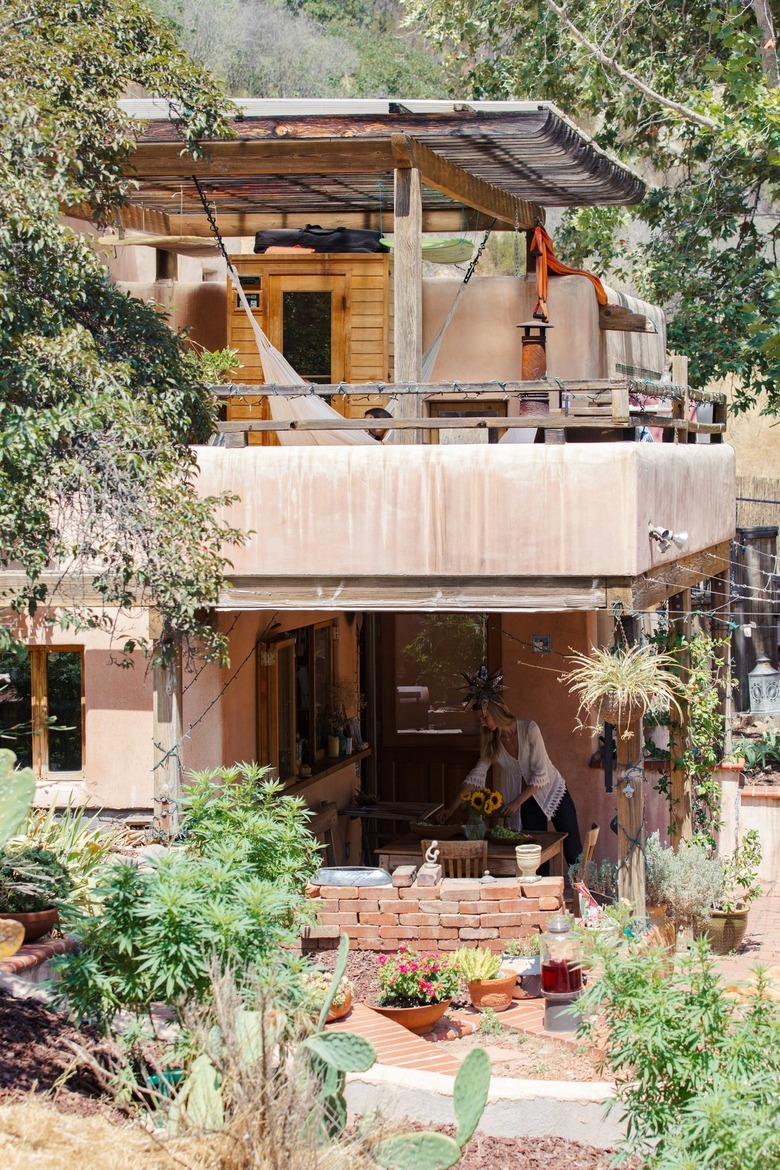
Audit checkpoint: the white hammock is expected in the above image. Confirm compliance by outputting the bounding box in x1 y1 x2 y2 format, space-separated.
230 268 375 446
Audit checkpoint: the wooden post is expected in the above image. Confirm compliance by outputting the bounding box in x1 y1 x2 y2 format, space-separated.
669 589 692 847
616 714 646 916
710 568 733 758
670 354 689 444
151 614 183 840
393 165 423 443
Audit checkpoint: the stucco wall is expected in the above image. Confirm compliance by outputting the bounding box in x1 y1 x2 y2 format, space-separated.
4 609 154 809
500 611 670 868
194 443 734 586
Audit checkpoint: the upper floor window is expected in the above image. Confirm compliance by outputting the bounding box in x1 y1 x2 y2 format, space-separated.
0 647 84 775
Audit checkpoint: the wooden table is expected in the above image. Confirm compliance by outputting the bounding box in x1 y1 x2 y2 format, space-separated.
341 801 444 866
376 830 568 877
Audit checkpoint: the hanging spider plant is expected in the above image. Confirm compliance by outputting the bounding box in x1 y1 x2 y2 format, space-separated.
562 642 683 737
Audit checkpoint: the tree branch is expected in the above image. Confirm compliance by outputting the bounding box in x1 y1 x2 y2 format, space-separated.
542 0 720 131
749 0 779 87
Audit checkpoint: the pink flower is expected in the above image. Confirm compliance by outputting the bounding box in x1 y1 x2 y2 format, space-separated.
409 962 418 972
378 955 388 965
398 964 408 974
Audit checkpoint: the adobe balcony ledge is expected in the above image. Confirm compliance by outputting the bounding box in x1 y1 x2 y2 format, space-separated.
194 442 734 611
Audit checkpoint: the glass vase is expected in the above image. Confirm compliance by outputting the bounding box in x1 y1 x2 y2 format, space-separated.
463 815 487 840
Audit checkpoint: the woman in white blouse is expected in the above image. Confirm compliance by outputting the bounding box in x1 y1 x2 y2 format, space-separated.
441 697 582 866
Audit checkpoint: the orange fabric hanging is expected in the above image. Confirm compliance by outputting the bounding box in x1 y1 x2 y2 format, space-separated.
532 224 608 321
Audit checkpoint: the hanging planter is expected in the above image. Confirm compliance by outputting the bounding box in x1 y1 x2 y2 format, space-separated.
562 643 683 737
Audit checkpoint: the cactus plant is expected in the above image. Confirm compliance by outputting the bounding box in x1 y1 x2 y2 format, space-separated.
374 1047 491 1169
0 749 35 848
452 946 502 983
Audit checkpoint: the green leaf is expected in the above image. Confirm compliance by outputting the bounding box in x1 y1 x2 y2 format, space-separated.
302 1030 376 1072
317 931 351 1029
374 1132 463 1170
454 1046 491 1146
180 1054 224 1131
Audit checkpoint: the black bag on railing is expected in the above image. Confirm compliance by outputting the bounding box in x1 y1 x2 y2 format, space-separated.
254 224 387 254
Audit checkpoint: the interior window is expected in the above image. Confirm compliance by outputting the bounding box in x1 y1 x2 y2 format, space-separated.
0 648 83 774
393 614 487 735
282 291 332 382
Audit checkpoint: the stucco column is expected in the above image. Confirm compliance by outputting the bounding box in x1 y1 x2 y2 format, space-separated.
151 616 183 839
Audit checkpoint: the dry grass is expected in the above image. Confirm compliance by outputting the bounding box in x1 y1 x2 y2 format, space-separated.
0 1098 217 1170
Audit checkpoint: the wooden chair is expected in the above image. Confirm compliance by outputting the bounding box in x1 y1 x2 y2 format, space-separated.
583 823 599 866
565 823 600 913
309 801 338 867
420 839 488 879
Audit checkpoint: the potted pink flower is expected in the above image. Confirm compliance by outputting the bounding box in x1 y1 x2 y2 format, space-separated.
371 945 460 1034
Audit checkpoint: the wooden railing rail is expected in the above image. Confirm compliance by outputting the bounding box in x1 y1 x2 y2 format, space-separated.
209 378 727 443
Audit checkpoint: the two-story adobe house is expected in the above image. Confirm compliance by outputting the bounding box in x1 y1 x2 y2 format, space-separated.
1 101 735 912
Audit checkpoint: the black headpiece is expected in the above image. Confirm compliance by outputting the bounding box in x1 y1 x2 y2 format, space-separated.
460 665 504 711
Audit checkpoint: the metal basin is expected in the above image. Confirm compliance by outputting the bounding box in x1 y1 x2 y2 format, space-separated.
315 865 392 887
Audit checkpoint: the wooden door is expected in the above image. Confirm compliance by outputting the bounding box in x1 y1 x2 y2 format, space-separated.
267 274 348 383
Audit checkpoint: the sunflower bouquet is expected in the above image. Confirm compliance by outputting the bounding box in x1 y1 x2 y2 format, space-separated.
460 786 503 838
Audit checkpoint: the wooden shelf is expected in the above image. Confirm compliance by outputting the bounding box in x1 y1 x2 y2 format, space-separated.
283 747 371 796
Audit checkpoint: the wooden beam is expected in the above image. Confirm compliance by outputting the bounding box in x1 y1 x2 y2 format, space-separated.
391 134 544 229
599 304 655 333
394 166 423 440
616 540 732 612
150 615 183 841
215 415 696 433
130 138 398 178
218 575 608 611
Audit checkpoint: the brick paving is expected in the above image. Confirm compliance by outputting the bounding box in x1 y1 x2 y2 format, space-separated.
327 886 780 1075
714 882 780 984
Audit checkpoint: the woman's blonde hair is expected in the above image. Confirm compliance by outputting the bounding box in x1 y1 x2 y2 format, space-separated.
480 698 516 764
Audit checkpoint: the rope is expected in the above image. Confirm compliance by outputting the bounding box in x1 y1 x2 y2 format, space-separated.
421 220 495 383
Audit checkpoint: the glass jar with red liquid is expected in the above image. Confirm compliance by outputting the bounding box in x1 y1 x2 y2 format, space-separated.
539 913 583 1032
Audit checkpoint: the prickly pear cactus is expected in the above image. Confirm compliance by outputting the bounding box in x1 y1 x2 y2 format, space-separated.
374 1047 491 1169
0 749 35 848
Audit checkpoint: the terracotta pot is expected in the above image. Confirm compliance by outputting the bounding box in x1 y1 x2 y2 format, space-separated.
704 905 750 955
326 989 353 1023
0 907 58 944
369 999 451 1034
468 969 517 1012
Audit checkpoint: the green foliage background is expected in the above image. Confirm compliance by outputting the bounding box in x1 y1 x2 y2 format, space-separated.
402 0 780 412
0 0 244 662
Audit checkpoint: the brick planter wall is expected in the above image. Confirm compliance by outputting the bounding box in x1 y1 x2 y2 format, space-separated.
303 869 564 952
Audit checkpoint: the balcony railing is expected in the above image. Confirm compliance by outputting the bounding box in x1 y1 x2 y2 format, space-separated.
211 379 727 444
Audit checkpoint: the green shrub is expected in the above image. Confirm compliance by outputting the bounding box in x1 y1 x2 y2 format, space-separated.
578 927 780 1166
21 802 119 913
182 763 321 891
53 840 315 1031
0 845 74 913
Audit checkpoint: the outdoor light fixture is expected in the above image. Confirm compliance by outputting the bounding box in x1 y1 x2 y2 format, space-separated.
648 522 689 553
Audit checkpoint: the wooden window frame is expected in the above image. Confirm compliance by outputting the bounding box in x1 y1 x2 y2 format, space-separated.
428 399 507 444
8 646 86 778
257 621 335 781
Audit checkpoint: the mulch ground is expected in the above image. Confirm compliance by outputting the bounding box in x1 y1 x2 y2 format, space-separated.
0 991 114 1117
0 985 632 1166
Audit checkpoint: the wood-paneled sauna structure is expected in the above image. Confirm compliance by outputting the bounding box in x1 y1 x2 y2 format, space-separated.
20 100 737 919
